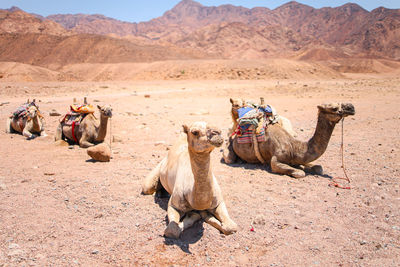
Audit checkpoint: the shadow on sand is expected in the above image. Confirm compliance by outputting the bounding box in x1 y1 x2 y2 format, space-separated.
153 190 205 254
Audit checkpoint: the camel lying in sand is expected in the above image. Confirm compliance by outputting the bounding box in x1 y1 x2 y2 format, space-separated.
55 105 112 148
142 122 237 238
6 101 47 139
223 103 355 178
228 98 297 137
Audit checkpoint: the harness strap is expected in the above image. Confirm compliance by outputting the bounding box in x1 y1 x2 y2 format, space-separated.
71 121 78 144
251 125 266 164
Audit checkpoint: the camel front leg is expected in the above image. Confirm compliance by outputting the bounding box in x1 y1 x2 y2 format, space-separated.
222 137 237 164
201 201 238 235
22 125 37 140
179 211 201 232
270 156 305 178
164 201 183 239
79 134 94 148
5 118 13 133
55 124 63 141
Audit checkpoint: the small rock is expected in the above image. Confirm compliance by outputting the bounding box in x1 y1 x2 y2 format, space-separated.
49 109 61 116
190 109 209 116
91 250 99 255
112 135 123 143
155 141 166 146
68 145 75 149
144 94 151 98
8 243 20 249
0 102 10 106
93 99 100 102
87 143 111 162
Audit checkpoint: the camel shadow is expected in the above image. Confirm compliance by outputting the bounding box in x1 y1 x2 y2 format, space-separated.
220 157 334 179
153 191 204 254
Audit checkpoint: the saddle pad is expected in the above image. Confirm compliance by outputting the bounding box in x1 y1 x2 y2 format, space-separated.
237 128 266 144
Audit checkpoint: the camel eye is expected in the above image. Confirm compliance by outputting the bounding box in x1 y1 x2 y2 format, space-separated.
192 130 199 136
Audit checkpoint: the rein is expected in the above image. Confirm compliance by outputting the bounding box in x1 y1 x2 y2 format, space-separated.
329 118 351 190
109 118 112 153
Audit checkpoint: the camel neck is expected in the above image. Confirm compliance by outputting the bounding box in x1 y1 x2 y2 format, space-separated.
31 115 41 131
188 148 214 208
95 114 109 142
302 111 336 163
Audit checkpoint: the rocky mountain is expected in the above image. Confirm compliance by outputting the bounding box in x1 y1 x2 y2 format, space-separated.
0 8 68 35
1 0 399 66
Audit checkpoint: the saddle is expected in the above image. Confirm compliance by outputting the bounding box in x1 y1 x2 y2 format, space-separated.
60 104 95 143
234 104 280 144
60 104 95 126
11 102 39 119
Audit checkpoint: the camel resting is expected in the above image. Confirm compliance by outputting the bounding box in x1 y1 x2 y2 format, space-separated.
6 100 47 139
229 98 297 137
55 105 112 148
223 103 355 178
142 122 238 239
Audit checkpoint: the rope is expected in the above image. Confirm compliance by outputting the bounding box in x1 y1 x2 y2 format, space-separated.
329 118 351 190
109 118 112 153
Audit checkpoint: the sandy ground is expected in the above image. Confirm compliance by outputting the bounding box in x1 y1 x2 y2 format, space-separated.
0 77 400 266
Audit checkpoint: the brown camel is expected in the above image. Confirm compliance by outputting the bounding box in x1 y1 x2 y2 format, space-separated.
55 105 112 148
228 98 297 137
6 102 47 139
142 121 238 239
223 103 355 178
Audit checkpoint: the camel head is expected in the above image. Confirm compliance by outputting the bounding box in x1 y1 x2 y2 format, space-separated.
97 105 113 118
26 105 38 121
317 103 355 123
230 98 245 121
183 121 224 153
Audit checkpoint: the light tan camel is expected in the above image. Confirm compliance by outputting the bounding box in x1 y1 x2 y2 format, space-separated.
6 103 47 139
223 103 355 178
142 121 238 239
55 105 112 148
228 98 297 137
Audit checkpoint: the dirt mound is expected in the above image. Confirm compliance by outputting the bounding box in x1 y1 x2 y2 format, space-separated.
326 58 400 73
296 47 351 61
0 62 60 82
61 59 343 81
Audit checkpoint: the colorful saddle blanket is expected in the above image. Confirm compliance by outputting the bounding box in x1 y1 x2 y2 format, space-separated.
235 105 278 144
12 102 38 118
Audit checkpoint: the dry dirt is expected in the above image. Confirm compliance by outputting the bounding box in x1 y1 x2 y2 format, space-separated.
1 76 400 266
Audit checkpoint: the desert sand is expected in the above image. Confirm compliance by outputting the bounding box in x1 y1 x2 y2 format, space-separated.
1 72 399 266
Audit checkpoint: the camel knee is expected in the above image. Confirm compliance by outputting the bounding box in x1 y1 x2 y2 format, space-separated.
164 221 182 239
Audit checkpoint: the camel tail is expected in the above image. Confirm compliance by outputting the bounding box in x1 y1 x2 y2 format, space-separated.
142 158 164 195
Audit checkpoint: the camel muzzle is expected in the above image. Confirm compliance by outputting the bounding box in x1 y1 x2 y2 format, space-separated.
207 129 223 147
341 103 355 116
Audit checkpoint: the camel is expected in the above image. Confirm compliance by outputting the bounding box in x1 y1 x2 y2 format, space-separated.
223 103 355 178
228 98 297 137
142 121 238 239
6 101 47 139
55 105 112 148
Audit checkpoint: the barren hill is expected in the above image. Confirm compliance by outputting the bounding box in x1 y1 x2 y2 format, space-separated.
0 32 205 69
43 0 400 59
0 8 68 35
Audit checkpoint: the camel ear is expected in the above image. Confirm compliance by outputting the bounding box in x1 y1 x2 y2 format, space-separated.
230 98 234 104
97 105 102 110
182 124 189 134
